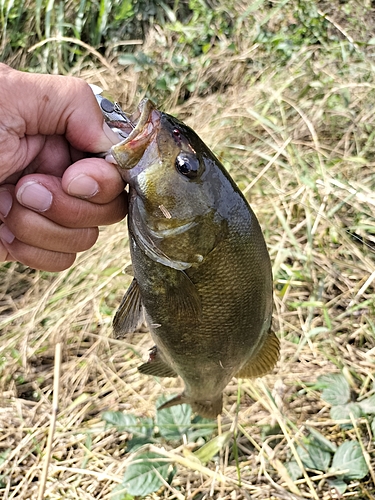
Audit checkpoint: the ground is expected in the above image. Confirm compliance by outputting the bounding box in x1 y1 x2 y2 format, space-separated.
0 2 375 499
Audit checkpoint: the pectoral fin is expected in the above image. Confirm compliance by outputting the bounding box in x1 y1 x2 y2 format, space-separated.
236 331 280 379
138 347 178 378
113 278 144 338
169 271 202 321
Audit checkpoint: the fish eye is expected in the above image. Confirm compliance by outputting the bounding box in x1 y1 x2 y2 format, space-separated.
175 152 200 179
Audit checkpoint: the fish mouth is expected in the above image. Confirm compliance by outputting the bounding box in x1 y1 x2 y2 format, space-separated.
109 99 160 170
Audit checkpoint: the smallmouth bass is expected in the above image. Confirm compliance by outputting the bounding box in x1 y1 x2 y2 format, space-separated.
101 97 279 418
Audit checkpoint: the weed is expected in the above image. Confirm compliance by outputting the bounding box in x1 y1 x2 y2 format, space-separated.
0 1 375 499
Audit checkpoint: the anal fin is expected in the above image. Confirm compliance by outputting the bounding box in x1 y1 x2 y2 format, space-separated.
236 331 280 379
138 347 178 378
113 278 144 338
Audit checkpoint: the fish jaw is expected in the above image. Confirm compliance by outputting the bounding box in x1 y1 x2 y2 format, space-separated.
111 99 161 173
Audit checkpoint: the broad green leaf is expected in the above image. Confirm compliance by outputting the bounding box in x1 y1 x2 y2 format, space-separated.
327 478 347 494
126 417 155 451
194 432 231 464
285 460 303 481
296 443 331 471
358 394 375 415
187 416 217 442
317 373 350 406
102 412 154 449
102 411 138 431
121 451 172 496
330 403 362 428
331 441 369 480
306 426 337 452
156 395 192 440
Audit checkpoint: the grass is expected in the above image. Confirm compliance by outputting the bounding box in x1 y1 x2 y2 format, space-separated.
1 1 375 499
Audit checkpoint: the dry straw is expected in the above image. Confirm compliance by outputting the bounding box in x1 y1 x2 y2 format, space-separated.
1 21 375 500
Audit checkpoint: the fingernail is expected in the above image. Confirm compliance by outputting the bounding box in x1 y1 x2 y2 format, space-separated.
0 225 15 244
0 189 12 217
103 122 121 145
67 174 99 198
17 181 53 212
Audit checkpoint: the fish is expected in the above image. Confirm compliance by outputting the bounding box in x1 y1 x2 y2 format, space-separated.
106 98 279 419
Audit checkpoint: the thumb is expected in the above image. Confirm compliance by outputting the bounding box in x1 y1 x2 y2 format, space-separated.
2 64 119 153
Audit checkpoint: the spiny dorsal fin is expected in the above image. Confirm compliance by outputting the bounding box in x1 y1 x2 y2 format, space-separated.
113 278 144 338
236 331 280 379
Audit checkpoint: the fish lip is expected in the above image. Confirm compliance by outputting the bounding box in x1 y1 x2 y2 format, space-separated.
111 99 159 168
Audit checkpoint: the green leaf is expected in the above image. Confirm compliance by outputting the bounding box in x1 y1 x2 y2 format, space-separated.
296 443 331 471
126 420 155 451
317 373 350 406
102 411 137 431
194 432 231 464
331 441 369 480
306 426 337 452
285 460 303 481
121 451 172 496
102 412 154 450
330 403 363 428
187 416 217 441
118 54 138 65
156 395 192 440
327 478 347 494
358 394 375 415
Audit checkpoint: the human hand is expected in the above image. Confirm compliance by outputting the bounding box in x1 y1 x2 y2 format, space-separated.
0 64 127 271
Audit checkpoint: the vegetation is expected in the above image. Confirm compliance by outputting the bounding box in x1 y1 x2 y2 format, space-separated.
0 0 374 498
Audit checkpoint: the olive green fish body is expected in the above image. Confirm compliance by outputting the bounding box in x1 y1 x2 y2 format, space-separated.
112 100 279 418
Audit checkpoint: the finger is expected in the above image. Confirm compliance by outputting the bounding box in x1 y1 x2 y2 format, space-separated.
26 134 80 176
1 64 119 150
0 231 76 271
14 172 127 229
0 238 15 263
0 64 119 181
61 158 126 204
0 187 99 253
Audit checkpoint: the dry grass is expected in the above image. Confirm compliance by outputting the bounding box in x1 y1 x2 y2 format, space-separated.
1 30 375 500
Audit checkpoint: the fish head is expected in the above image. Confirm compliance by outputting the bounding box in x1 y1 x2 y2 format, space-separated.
111 99 230 270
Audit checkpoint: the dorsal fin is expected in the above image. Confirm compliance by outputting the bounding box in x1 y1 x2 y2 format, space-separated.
236 331 280 379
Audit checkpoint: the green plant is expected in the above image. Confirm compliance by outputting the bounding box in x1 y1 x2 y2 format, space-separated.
102 395 221 497
285 373 373 494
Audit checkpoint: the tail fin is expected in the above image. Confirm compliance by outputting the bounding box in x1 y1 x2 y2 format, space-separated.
158 393 222 419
